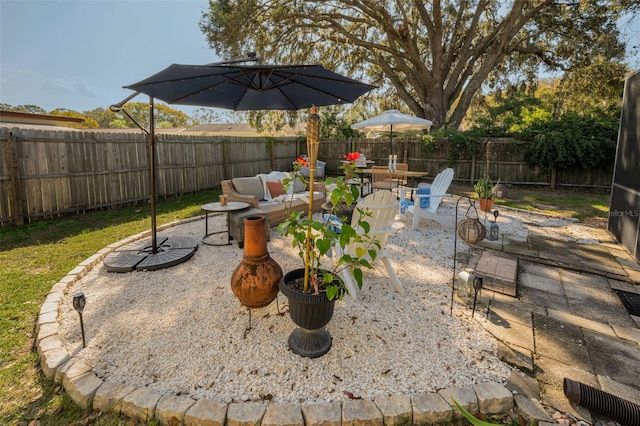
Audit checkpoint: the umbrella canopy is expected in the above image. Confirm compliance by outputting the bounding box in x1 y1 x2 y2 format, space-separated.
125 64 376 111
351 109 433 131
113 61 374 266
351 109 433 154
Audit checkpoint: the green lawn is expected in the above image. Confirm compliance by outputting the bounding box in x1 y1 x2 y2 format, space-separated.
0 189 218 425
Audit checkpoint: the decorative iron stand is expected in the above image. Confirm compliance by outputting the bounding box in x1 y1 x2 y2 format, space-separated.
450 195 479 315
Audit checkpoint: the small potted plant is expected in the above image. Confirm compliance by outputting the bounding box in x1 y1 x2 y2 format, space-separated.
277 108 380 358
474 176 494 212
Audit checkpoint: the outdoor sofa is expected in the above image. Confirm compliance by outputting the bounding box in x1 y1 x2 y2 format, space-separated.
221 171 326 228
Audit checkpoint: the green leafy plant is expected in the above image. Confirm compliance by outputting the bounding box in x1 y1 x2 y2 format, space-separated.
521 111 617 171
474 176 493 199
278 157 380 301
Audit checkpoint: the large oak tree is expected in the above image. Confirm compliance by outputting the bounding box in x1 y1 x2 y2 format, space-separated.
200 0 637 129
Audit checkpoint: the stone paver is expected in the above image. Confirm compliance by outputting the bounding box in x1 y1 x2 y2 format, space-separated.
40 347 70 379
64 372 103 409
57 357 92 384
36 322 58 344
598 375 640 406
485 312 534 351
475 252 518 296
533 313 584 342
37 334 63 358
184 399 227 426
612 323 640 344
548 309 616 337
342 399 382 426
514 394 553 424
535 355 598 390
438 386 477 418
520 286 570 311
227 402 266 426
519 272 565 296
262 403 303 426
473 382 513 414
301 402 341 426
498 342 534 373
93 381 136 413
506 370 540 400
534 330 592 370
410 393 453 424
121 388 162 422
373 393 411 425
488 297 534 327
156 394 197 426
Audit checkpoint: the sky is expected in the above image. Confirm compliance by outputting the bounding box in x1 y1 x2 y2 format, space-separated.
1 1 639 119
0 0 219 116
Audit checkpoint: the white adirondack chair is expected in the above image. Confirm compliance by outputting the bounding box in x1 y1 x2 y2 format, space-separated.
333 190 404 300
398 168 454 230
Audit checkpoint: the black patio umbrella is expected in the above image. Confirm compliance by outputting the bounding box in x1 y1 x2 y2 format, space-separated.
105 57 375 272
124 63 376 111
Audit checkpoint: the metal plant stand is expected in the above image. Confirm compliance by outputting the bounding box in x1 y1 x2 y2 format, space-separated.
450 195 476 315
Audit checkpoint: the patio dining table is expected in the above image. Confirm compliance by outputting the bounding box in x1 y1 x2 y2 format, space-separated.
358 168 428 199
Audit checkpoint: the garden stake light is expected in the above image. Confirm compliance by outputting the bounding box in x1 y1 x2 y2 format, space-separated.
488 210 500 241
73 292 86 348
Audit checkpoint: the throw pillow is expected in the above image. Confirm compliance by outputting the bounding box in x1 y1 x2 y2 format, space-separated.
261 171 289 200
266 180 285 198
232 177 264 200
293 175 306 193
417 187 431 208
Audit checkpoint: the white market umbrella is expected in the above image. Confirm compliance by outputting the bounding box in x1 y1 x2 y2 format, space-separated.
351 109 433 154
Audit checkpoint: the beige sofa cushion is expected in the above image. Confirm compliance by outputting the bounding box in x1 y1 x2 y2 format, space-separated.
232 177 264 200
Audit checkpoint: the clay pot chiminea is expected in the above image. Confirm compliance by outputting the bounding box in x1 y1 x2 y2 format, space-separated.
230 215 282 308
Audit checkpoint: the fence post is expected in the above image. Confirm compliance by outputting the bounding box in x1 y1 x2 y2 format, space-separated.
269 138 275 171
6 130 24 225
222 139 230 180
470 143 477 184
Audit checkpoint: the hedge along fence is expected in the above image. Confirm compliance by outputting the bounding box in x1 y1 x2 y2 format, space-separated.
1 128 613 226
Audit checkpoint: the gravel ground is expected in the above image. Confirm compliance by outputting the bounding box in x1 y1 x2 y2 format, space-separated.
57 199 602 404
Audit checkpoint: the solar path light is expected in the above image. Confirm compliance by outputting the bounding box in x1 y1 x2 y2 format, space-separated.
72 292 86 348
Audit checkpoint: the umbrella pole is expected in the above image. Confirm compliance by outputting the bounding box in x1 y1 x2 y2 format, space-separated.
149 97 158 254
390 124 394 155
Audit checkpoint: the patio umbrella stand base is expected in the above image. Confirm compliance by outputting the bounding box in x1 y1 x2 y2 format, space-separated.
104 236 198 272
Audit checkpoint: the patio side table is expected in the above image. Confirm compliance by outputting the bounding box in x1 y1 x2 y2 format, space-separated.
201 201 250 246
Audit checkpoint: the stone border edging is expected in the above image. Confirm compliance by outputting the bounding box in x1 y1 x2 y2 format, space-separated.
36 217 553 425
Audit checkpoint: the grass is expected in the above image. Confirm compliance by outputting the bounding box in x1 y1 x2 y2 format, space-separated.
0 184 609 424
0 189 219 425
454 184 610 227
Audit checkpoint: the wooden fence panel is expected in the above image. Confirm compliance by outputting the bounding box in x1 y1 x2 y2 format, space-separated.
0 130 12 223
21 139 44 218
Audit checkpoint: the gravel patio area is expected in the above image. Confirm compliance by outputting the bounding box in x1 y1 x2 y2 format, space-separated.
56 199 602 404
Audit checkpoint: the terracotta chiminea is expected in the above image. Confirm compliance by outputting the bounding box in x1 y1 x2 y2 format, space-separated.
230 215 282 308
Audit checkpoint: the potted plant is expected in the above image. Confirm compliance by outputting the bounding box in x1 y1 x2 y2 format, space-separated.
474 176 494 212
322 152 362 223
277 108 380 358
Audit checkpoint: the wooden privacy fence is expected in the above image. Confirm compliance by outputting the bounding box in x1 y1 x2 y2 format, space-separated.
319 137 613 188
0 128 303 226
1 128 613 226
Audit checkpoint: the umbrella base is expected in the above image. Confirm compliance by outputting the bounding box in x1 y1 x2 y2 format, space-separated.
104 236 198 272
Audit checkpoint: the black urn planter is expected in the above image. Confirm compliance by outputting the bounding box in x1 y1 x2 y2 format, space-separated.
279 269 337 358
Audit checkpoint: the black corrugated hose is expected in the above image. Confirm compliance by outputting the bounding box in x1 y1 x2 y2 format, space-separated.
564 378 640 426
